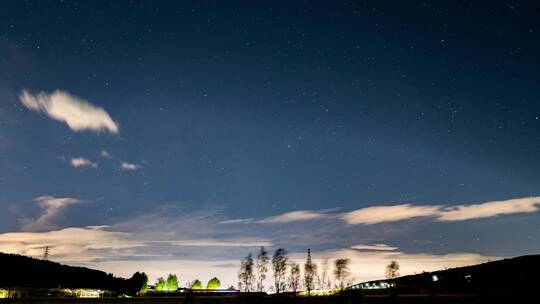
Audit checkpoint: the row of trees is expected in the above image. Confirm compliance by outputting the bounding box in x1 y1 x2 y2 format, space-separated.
238 247 351 293
153 275 221 291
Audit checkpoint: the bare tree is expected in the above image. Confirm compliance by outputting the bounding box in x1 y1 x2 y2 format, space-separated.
320 257 331 289
238 253 255 292
272 248 288 293
288 262 301 293
334 258 351 291
385 261 400 279
256 246 269 292
303 248 317 294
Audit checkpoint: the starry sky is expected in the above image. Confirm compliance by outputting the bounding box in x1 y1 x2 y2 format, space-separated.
1 0 540 288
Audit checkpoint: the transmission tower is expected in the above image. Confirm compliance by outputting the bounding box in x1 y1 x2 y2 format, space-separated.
43 246 49 260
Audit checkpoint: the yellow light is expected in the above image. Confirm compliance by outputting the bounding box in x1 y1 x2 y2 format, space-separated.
298 289 338 296
74 289 103 298
0 289 8 298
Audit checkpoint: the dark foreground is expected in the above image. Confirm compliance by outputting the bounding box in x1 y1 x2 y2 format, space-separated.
1 293 538 304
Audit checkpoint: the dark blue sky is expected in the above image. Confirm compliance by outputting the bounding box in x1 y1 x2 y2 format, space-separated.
1 0 540 286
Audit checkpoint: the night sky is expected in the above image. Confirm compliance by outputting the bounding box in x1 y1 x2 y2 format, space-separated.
1 1 540 287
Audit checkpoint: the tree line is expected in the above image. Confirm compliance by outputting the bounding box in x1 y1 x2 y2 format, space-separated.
238 247 352 293
152 274 222 291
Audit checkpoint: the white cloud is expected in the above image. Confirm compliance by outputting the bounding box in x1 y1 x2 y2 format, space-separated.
70 157 97 168
222 196 540 228
342 204 440 225
120 162 140 171
19 90 119 133
351 243 398 251
22 196 82 231
437 197 540 222
100 150 111 158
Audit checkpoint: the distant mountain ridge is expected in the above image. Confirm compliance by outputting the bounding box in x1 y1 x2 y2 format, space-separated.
0 253 144 295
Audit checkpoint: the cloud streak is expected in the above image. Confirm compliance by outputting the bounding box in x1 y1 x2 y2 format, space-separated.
342 196 540 225
19 90 119 133
256 210 330 224
437 197 540 221
221 209 335 225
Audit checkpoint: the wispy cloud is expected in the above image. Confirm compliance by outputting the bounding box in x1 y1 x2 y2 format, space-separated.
342 204 440 225
120 162 140 171
21 196 82 231
70 157 97 168
167 239 272 247
19 90 119 133
351 243 398 251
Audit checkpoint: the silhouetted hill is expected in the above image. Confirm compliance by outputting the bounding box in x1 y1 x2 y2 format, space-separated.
368 254 540 295
0 253 144 295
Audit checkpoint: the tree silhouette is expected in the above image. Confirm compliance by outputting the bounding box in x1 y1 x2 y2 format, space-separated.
272 248 288 294
131 272 148 293
238 253 254 292
207 277 221 289
288 262 301 293
256 246 269 292
304 248 317 294
334 259 351 291
385 260 400 286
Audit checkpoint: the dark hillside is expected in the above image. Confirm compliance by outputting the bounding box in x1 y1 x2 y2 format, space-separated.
0 253 144 295
386 254 540 295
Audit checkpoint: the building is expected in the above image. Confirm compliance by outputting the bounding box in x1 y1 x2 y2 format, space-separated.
348 279 391 290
